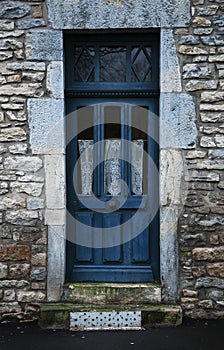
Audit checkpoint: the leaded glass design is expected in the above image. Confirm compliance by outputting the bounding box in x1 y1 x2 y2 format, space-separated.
74 47 95 82
73 44 153 83
131 46 152 82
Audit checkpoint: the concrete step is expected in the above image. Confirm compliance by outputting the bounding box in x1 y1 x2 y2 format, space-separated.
62 283 162 305
39 303 182 330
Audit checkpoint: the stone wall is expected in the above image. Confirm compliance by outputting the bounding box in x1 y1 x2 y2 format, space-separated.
0 1 48 322
0 0 223 322
175 0 224 318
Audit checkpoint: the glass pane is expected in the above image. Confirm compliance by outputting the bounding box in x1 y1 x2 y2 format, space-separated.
100 46 126 82
76 107 94 195
132 106 149 194
74 47 95 82
104 106 121 139
131 46 152 82
104 106 121 195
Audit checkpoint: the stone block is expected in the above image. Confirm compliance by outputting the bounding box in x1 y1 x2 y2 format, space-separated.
27 198 44 210
27 98 64 154
45 154 65 210
207 263 224 278
160 93 197 149
17 291 45 303
0 83 43 97
0 263 7 279
160 29 181 93
160 150 186 206
185 80 218 91
47 226 65 301
0 1 30 19
31 267 46 281
9 143 27 154
186 170 220 182
3 290 15 301
8 263 30 279
0 50 13 60
195 277 224 289
31 253 46 266
7 61 45 71
0 244 30 262
160 208 179 303
46 62 64 98
0 195 26 210
46 0 190 29
0 302 21 315
193 246 224 262
45 209 65 226
201 112 224 123
0 19 14 30
4 156 42 172
5 210 39 226
183 64 213 79
0 280 29 288
17 19 45 29
26 30 63 61
10 182 43 197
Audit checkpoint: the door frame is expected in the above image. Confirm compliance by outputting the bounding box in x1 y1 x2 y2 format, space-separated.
40 29 196 303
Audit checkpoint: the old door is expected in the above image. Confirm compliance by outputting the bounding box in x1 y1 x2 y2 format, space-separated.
65 33 159 282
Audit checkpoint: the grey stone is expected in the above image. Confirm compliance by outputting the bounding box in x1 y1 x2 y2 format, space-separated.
0 127 26 142
5 210 39 225
194 28 213 35
183 64 213 78
197 6 218 16
27 98 64 154
31 267 46 281
160 93 197 149
0 83 44 97
10 182 43 197
0 195 26 210
27 30 63 61
17 19 45 29
0 51 13 61
0 30 24 39
46 62 64 99
0 20 14 30
4 156 42 172
196 277 224 289
0 263 7 279
179 45 208 55
7 62 45 71
185 80 218 91
46 0 191 29
27 198 44 210
178 35 199 45
47 226 65 301
201 112 224 123
214 15 224 27
187 170 220 182
0 302 21 314
3 290 15 301
208 150 224 158
201 35 224 45
9 143 27 154
0 280 29 288
0 2 30 19
0 38 23 50
17 291 45 303
160 208 179 303
160 29 181 93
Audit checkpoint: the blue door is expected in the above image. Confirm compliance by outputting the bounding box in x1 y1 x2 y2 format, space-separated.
65 34 159 282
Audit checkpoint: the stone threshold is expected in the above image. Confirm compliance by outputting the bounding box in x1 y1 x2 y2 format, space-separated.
39 303 182 330
62 282 162 305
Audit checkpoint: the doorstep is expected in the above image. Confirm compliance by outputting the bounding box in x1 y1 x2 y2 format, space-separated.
62 283 162 305
39 303 182 330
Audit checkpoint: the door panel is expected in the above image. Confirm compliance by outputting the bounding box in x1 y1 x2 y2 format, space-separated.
65 33 159 283
66 98 159 282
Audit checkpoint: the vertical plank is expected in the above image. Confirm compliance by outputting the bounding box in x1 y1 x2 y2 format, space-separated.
103 214 122 263
75 212 93 263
